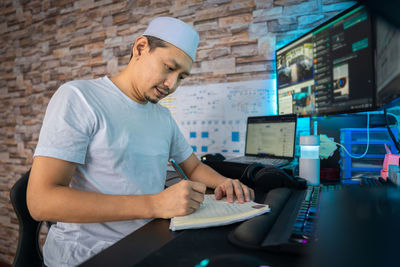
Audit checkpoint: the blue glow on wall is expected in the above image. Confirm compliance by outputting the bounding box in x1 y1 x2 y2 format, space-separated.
295 117 311 159
271 78 277 115
275 29 310 51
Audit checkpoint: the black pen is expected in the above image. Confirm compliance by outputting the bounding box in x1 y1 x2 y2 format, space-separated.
170 159 189 180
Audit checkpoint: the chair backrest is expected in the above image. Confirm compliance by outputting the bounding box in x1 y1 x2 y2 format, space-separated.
10 169 43 267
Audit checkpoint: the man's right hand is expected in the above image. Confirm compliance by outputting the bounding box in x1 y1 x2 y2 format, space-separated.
151 180 206 218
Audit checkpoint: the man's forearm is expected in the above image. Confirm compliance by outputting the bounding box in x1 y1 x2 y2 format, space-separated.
188 162 227 189
28 185 157 223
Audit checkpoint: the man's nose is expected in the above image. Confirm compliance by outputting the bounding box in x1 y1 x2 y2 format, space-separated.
164 74 179 93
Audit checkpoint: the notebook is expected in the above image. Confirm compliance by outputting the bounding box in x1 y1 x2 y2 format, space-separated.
226 114 297 167
169 194 270 231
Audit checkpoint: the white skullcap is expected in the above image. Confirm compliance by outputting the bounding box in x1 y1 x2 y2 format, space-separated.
143 17 199 62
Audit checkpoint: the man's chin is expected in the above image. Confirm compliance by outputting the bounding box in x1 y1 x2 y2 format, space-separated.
145 95 160 104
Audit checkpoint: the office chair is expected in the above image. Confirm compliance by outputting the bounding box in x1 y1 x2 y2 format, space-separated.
10 169 44 267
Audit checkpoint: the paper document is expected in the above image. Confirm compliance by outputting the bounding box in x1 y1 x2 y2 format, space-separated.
170 194 270 231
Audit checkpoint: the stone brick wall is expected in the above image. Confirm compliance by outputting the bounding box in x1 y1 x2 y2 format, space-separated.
0 0 355 263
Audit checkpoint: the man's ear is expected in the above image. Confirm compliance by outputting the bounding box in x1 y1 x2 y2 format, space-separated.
132 36 149 58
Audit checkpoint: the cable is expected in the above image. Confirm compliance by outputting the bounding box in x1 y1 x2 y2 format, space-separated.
384 108 400 152
386 112 399 126
335 112 370 159
386 111 400 143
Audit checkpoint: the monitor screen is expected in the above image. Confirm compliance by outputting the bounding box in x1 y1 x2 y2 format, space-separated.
375 16 400 107
276 5 375 116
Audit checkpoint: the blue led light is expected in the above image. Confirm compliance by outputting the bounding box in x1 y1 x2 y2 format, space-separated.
200 258 210 266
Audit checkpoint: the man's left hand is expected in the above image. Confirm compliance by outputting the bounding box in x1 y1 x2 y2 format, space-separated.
214 178 255 204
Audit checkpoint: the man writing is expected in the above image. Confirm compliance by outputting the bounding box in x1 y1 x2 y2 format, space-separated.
27 17 254 266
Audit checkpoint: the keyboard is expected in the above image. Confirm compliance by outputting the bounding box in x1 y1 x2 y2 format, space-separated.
226 156 289 167
341 177 384 187
361 177 383 186
288 186 321 244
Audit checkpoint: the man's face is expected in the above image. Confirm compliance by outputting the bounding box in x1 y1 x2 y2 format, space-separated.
132 38 192 104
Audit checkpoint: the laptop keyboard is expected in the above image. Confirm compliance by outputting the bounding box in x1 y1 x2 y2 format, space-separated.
229 156 289 166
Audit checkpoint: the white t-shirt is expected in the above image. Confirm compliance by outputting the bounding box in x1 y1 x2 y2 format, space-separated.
34 76 192 267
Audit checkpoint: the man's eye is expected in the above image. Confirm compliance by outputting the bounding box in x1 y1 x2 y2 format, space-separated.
165 64 174 71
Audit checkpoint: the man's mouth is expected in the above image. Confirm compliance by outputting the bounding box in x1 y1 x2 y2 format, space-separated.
155 87 169 98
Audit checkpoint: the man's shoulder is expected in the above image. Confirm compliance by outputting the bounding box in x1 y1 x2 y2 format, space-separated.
63 77 106 91
55 77 111 102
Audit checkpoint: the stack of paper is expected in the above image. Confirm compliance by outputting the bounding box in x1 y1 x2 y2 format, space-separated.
170 194 270 231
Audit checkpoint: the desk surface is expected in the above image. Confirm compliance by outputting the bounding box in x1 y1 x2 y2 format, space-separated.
80 218 307 267
80 185 400 267
79 219 177 267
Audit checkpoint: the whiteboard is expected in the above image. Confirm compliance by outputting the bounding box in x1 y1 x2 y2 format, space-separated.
160 79 277 158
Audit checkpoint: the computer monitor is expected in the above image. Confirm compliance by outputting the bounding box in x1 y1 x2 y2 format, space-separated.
375 16 400 108
357 0 400 30
276 4 376 116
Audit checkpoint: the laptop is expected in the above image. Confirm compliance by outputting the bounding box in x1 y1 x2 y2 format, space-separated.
225 114 297 167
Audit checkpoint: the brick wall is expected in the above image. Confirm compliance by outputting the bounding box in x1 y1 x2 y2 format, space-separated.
0 0 355 263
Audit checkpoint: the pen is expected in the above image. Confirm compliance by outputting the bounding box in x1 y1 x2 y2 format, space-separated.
170 159 189 180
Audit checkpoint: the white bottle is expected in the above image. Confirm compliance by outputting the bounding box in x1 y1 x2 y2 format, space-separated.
299 135 320 185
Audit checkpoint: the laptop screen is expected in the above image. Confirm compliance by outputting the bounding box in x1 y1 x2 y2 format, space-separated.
245 115 297 158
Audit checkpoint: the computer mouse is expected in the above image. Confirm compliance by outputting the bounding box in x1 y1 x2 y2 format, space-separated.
198 253 268 267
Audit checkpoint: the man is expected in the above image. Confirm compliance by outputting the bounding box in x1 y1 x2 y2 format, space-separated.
27 17 254 266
